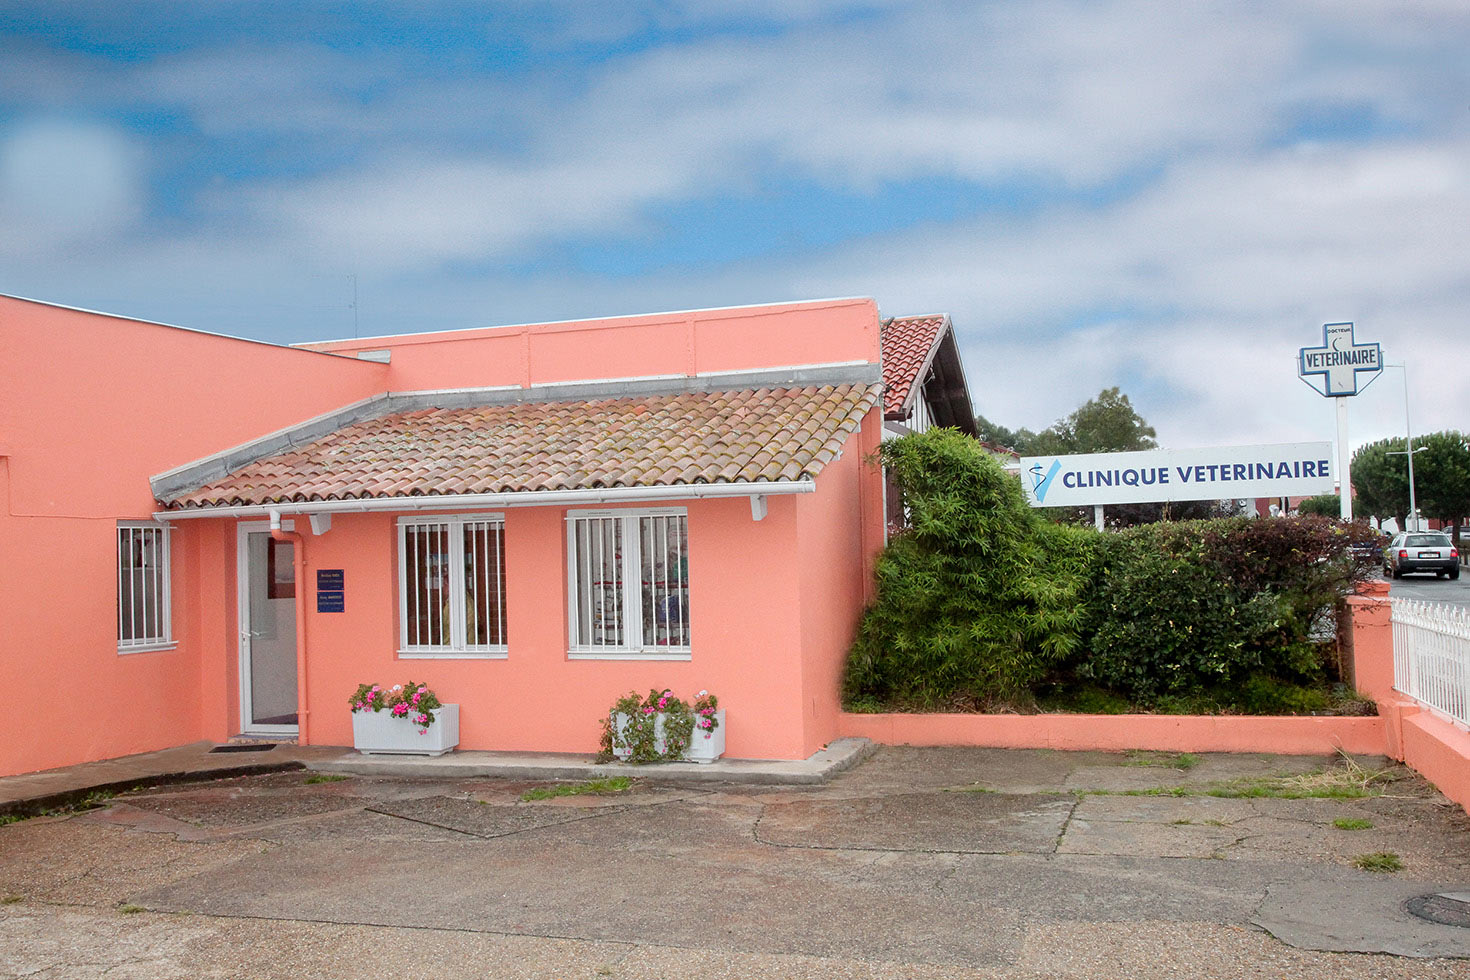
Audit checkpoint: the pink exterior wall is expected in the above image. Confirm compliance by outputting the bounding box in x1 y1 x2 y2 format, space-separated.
297 298 881 392
0 296 387 777
794 410 887 756
184 496 819 760
1 294 889 773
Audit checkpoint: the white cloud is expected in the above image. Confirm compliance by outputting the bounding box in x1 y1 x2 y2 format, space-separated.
777 136 1470 451
0 118 144 257
1 0 1467 457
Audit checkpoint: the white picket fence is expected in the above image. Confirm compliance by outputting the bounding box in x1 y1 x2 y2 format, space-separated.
1392 599 1470 727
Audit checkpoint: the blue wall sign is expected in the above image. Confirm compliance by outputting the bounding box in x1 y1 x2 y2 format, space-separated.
316 569 345 613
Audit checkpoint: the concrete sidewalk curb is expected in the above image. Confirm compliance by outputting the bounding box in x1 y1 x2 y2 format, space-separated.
306 736 876 785
0 761 306 820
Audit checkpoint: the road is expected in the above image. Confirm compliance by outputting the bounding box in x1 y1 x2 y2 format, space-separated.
1382 568 1470 609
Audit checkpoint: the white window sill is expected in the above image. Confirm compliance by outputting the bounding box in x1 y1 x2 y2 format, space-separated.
568 651 692 661
398 650 508 660
117 642 177 655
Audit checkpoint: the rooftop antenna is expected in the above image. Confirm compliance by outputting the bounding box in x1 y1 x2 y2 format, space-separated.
350 273 358 338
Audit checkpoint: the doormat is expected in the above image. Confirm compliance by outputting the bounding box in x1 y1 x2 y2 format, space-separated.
208 743 277 753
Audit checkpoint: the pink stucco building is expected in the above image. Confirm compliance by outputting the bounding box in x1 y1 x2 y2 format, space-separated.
0 294 973 777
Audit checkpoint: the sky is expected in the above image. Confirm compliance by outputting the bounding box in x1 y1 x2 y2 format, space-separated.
2 1 1467 457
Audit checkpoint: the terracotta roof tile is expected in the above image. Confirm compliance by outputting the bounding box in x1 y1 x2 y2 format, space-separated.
879 314 947 417
162 383 878 510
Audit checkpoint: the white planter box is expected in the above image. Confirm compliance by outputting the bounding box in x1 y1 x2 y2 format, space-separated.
352 704 459 756
611 709 725 763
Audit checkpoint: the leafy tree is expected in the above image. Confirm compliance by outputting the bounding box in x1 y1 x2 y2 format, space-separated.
975 387 1155 456
1353 431 1470 537
974 413 1035 452
1031 386 1157 455
1296 494 1340 517
843 428 1083 709
1415 431 1470 540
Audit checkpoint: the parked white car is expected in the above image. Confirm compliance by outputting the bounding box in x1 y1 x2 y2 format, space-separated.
1383 532 1460 580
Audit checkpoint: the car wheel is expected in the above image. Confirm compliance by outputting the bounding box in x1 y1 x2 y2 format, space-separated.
1392 565 1403 579
1453 567 1462 581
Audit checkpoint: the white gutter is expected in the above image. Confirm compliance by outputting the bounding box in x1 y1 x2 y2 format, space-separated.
153 480 816 522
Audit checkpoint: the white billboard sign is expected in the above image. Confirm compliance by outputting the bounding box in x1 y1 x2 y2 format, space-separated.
1020 442 1335 508
1298 321 1381 397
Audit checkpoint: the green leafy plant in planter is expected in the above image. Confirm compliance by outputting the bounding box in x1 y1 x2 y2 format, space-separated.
349 680 442 732
599 688 720 763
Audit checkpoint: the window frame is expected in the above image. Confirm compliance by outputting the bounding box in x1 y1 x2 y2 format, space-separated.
397 512 508 659
117 520 174 654
566 507 692 661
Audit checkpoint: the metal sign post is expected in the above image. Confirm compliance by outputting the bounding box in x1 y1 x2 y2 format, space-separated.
1297 321 1382 521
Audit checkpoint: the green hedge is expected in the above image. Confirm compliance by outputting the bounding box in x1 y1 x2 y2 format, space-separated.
842 430 1382 713
843 428 1083 709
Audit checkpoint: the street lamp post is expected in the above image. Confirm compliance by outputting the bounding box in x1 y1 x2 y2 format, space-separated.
1383 363 1421 532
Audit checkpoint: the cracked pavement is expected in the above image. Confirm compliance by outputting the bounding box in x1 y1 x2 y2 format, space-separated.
3 747 1470 978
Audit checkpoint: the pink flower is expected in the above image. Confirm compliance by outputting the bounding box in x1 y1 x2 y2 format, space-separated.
417 686 426 693
415 713 429 725
418 729 428 735
411 692 421 705
365 691 375 701
701 708 713 715
371 685 380 692
642 706 654 715
354 702 363 711
392 703 408 716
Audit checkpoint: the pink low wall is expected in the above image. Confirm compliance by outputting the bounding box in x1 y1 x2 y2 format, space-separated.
838 581 1470 817
837 712 1388 755
1347 588 1470 814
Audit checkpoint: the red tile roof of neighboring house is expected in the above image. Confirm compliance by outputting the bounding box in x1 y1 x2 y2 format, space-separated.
879 314 946 417
160 383 879 509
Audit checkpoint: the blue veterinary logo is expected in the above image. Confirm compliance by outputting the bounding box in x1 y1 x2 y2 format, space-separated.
1029 459 1062 503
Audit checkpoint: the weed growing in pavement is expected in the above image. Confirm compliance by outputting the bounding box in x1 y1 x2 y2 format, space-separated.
1334 818 1374 831
1079 753 1397 800
1 895 21 904
1353 852 1402 872
1171 818 1194 825
117 904 145 914
1 790 118 826
304 774 350 785
1125 751 1201 770
521 777 633 801
944 784 996 794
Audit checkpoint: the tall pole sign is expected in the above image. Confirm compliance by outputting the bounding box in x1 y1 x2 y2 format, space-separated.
1297 321 1382 520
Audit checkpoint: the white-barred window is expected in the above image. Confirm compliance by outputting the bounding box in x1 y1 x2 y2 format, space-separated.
118 522 172 652
567 509 690 658
398 514 507 657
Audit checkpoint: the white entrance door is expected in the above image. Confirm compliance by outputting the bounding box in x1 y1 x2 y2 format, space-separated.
237 522 299 735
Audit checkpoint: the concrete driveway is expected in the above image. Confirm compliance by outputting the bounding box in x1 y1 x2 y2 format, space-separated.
3 747 1470 978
